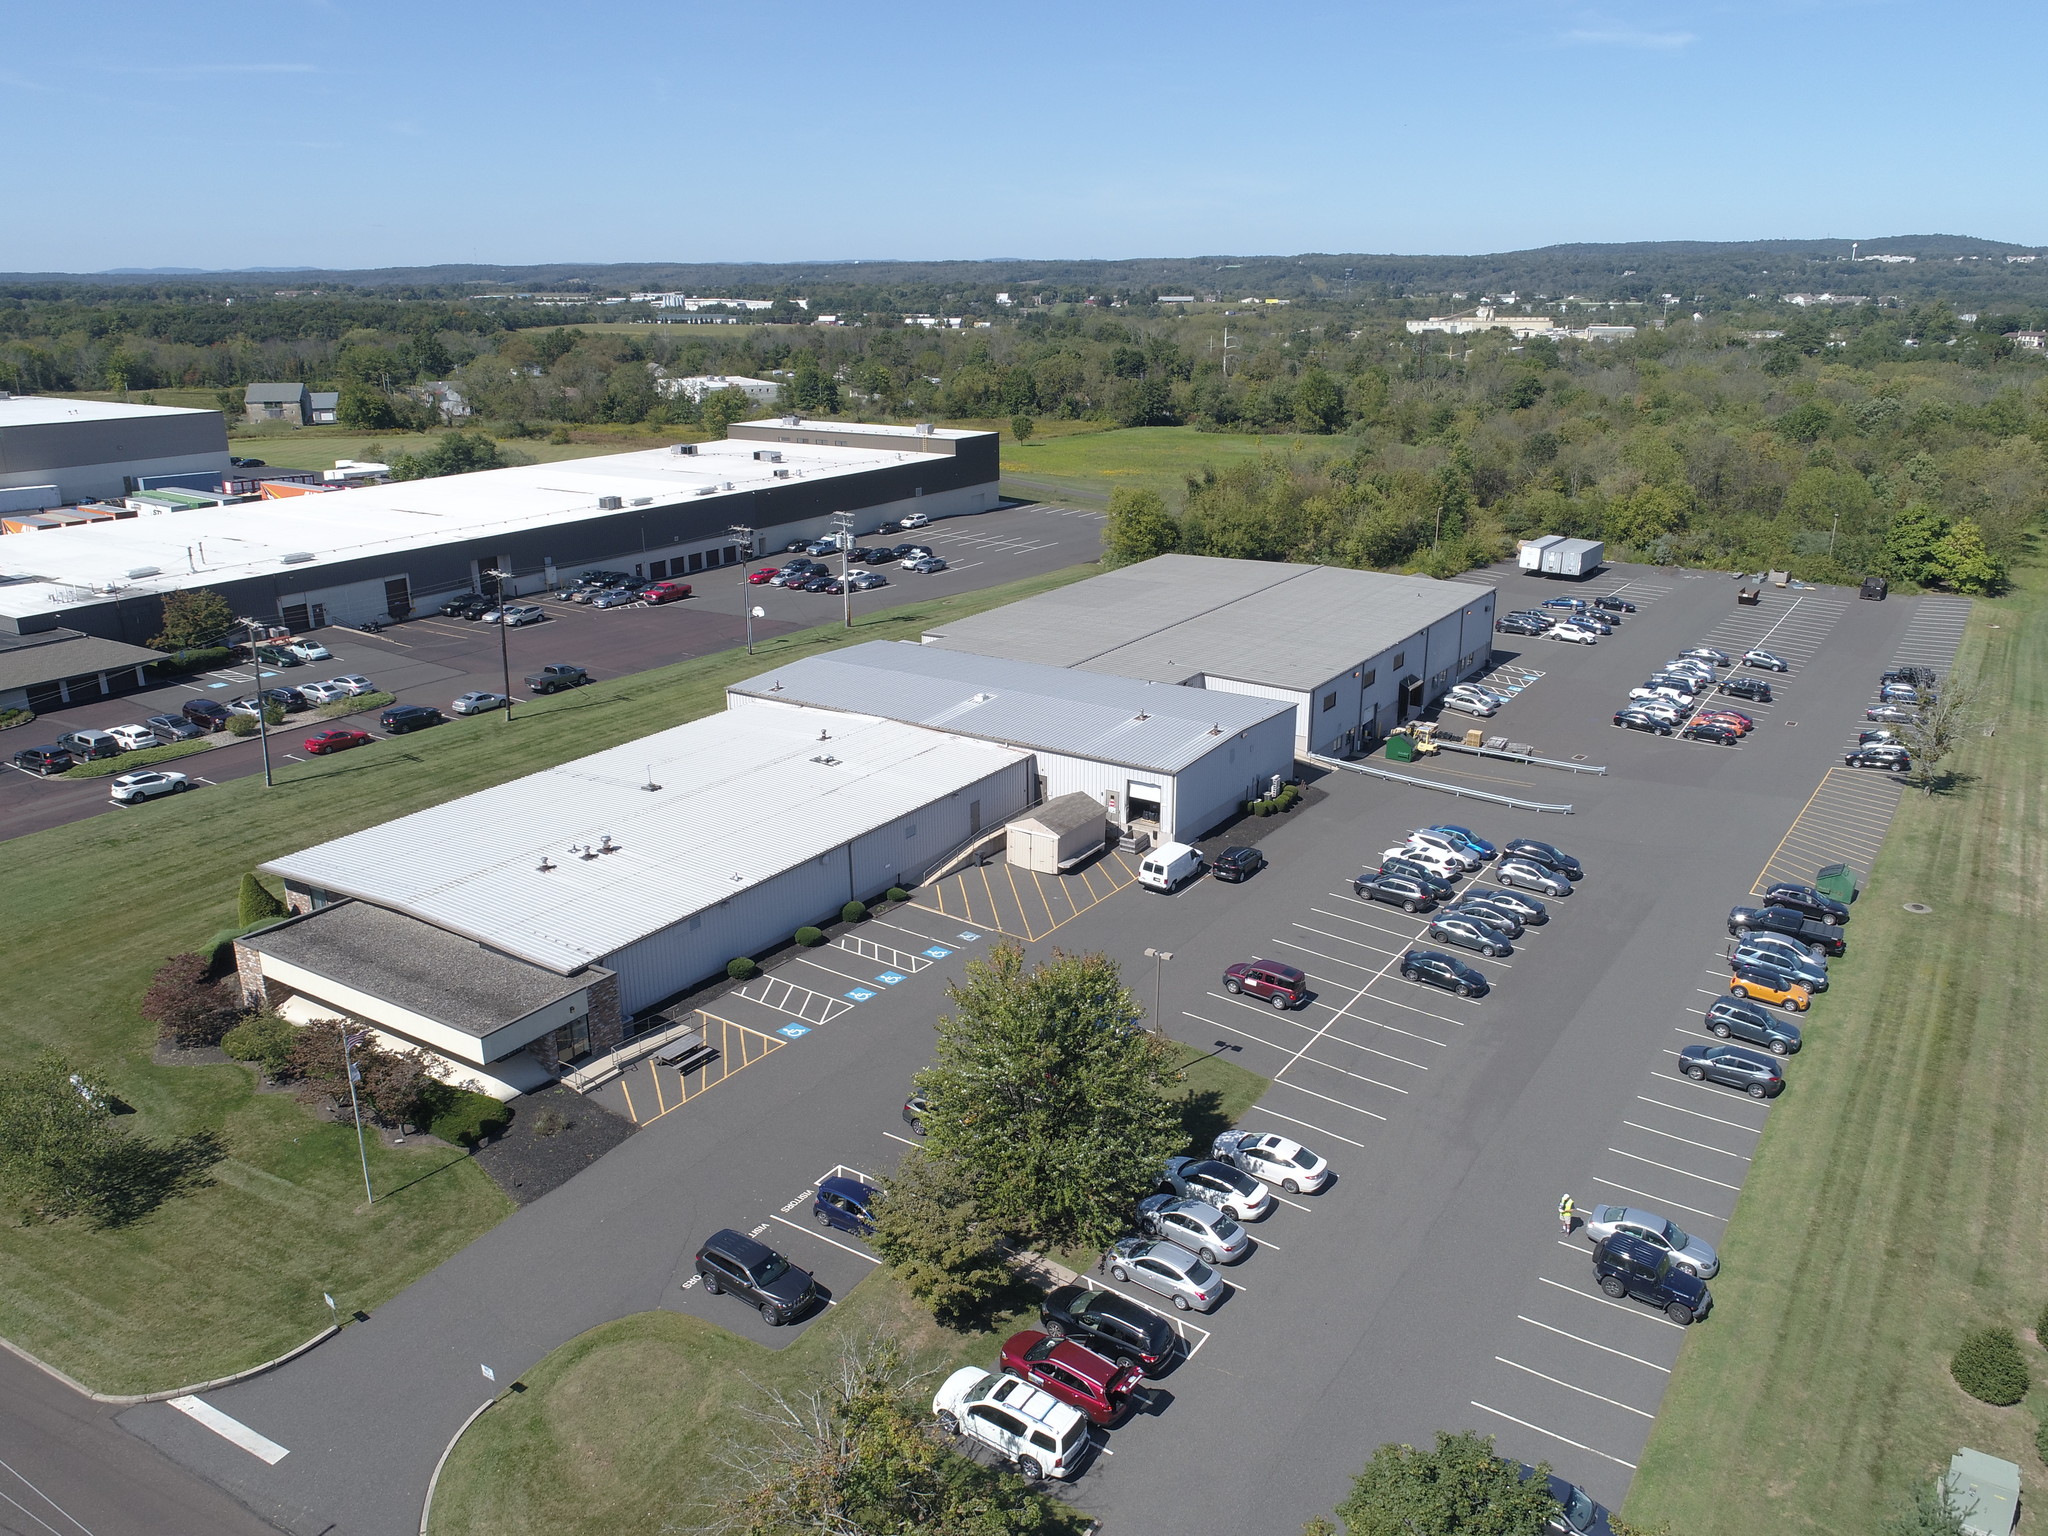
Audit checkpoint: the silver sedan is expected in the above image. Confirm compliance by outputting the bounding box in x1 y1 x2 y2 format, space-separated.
1135 1195 1249 1264
1580 1205 1719 1278
450 691 510 716
1106 1238 1225 1311
1496 858 1572 897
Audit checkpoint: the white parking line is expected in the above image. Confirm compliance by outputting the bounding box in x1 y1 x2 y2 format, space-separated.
1273 923 1413 1085
1203 1018 1412 1093
1516 1315 1672 1373
1290 921 1403 961
1495 1357 1656 1418
788 954 880 989
1244 1104 1367 1148
1620 1121 1752 1161
769 1213 881 1263
1636 1096 1762 1133
1202 991 1444 1055
1469 1402 1638 1469
1608 1148 1743 1193
882 1130 919 1148
1271 1078 1389 1121
1537 1276 1689 1330
1589 1177 1728 1223
1190 1006 1437 1070
165 1396 289 1463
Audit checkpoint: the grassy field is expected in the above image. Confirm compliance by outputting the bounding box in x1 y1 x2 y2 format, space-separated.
0 564 1096 1392
1627 562 2048 1533
998 424 1298 507
223 424 706 473
429 1039 1269 1536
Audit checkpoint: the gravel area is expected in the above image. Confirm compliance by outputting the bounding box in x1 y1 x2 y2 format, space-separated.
471 1084 636 1204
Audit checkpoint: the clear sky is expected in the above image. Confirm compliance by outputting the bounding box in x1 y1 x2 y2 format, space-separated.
3 0 2040 272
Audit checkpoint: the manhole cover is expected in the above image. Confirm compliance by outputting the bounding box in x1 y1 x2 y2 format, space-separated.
1903 903 1933 914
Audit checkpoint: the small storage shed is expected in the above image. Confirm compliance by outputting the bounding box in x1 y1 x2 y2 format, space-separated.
1007 792 1109 873
1944 1449 2020 1536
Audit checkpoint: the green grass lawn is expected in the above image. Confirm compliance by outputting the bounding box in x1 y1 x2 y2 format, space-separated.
1626 562 2048 1533
223 425 705 474
0 565 1095 1392
998 424 1312 507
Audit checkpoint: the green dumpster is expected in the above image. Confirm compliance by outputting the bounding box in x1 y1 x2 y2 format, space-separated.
1386 735 1416 763
1816 863 1857 904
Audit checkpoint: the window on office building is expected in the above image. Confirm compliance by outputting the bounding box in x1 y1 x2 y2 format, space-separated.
1362 669 1376 687
1321 692 1337 712
1391 651 1405 669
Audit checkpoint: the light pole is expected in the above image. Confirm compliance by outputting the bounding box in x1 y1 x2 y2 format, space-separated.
728 525 759 653
485 569 513 723
245 618 275 787
341 1030 374 1207
1143 947 1173 1034
832 510 856 628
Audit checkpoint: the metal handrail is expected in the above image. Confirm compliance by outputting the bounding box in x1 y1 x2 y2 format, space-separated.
1309 753 1574 815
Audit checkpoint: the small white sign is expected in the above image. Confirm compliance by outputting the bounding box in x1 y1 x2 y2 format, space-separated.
481 1364 496 1382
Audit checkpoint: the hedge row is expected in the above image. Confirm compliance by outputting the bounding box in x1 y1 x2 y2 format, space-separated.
59 737 222 779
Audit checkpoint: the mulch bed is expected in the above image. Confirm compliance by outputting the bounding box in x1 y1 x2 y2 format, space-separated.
470 1083 636 1205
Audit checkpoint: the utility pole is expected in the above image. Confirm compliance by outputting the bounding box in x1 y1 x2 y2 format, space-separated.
246 618 274 787
832 510 856 628
485 569 514 723
1221 327 1236 378
728 525 760 653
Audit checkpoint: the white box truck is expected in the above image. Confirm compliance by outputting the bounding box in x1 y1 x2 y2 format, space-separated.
1541 538 1605 578
1518 535 1565 572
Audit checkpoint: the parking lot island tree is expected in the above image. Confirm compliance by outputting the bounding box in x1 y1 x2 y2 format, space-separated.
913 942 1188 1252
148 588 235 652
1899 680 1985 795
1332 1430 1559 1536
868 1149 1012 1328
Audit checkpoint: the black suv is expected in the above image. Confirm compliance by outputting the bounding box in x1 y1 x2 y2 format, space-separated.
1371 857 1458 900
1495 615 1548 637
1041 1284 1177 1373
1845 744 1911 771
1728 905 1847 958
1399 948 1490 997
1882 665 1938 689
182 698 231 732
1719 676 1773 703
442 593 491 619
694 1228 820 1326
12 744 74 775
1763 882 1849 926
1354 871 1439 913
1502 838 1583 881
1209 846 1265 883
1678 1042 1785 1099
380 704 444 734
1593 1233 1712 1325
1705 997 1801 1055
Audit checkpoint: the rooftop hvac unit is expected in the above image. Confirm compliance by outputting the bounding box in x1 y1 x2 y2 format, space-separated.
773 469 792 479
752 450 783 462
669 443 698 455
722 481 735 491
913 422 934 435
126 565 162 578
630 496 653 506
695 485 717 495
781 414 800 426
280 551 315 564
598 496 623 510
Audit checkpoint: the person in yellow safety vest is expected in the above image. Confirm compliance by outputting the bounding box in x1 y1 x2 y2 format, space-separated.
1559 1193 1575 1235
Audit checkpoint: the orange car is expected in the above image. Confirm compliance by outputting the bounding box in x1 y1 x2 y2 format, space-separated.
1728 963 1811 1012
1695 710 1753 734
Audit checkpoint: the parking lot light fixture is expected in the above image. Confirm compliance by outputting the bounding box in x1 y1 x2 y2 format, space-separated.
485 570 514 723
1144 947 1173 1034
241 618 275 787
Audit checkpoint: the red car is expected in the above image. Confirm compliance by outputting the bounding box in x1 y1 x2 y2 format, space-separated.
304 728 372 755
1222 958 1308 1010
746 567 779 585
1695 710 1753 734
998 1330 1143 1426
639 581 691 604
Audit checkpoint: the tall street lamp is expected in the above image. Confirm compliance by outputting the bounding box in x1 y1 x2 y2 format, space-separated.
832 510 856 629
341 1030 375 1207
244 618 275 787
484 569 514 723
1143 947 1173 1034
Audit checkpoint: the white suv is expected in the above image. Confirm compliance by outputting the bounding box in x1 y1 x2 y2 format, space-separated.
1405 828 1484 870
1383 843 1464 880
933 1368 1091 1480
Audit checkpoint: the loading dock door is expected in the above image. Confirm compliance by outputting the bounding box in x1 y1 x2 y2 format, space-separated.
1126 781 1162 828
1399 675 1424 723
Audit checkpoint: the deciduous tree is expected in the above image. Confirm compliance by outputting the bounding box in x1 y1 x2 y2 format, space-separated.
868 1150 1011 1326
1335 1431 1559 1536
1899 680 1984 795
1102 486 1180 568
150 588 235 652
1927 517 2005 594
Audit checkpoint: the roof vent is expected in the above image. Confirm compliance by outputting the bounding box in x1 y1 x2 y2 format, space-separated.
1134 711 1151 721
811 754 840 766
914 422 934 435
598 496 623 510
695 485 717 495
752 450 783 462
537 857 556 872
818 728 831 740
722 481 735 491
280 551 315 564
126 565 162 578
630 496 653 506
669 443 697 455
773 468 791 478
1210 723 1222 735
782 414 801 425
972 692 994 703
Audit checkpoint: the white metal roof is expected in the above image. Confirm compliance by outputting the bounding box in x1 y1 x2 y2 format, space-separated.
0 395 219 429
923 554 1491 690
729 640 1292 773
0 431 958 619
260 710 1026 974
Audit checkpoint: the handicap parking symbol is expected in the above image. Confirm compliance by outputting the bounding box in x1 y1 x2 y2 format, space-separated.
956 931 981 942
876 972 906 986
923 946 953 959
844 987 877 1002
776 1022 811 1038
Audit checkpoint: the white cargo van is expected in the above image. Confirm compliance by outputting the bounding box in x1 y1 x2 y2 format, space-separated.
1139 841 1205 892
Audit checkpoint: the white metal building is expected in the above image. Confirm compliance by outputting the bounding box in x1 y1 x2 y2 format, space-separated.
921 554 1497 757
725 640 1296 840
0 394 231 505
241 709 1031 1087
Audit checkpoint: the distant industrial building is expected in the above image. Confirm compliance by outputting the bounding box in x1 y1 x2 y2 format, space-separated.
728 640 1296 841
243 709 1032 1096
922 554 1496 757
1405 306 1555 337
0 418 998 645
654 373 781 404
0 394 231 507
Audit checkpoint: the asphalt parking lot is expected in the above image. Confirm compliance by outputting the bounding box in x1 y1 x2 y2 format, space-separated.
0 502 1101 842
113 559 1972 1535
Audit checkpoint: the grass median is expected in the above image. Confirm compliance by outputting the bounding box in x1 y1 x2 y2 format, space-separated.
0 563 1097 1392
1626 562 2048 1533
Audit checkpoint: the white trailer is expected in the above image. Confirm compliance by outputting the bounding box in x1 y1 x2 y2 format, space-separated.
1541 538 1605 578
1518 535 1565 572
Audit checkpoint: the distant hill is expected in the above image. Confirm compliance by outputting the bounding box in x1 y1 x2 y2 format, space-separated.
14 237 2047 307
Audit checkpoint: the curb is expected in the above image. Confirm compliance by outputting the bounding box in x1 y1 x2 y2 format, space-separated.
419 1396 497 1534
0 1324 340 1406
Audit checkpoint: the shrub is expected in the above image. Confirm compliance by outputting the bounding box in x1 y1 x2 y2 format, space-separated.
150 645 232 677
887 886 910 903
238 872 287 928
2038 1411 2048 1468
226 715 257 737
794 926 825 947
0 706 32 730
1952 1326 2030 1405
841 900 868 924
222 1013 298 1077
284 1020 436 1128
726 957 757 980
426 1087 511 1147
317 690 393 720
139 953 241 1048
532 1107 570 1137
2038 1298 2048 1347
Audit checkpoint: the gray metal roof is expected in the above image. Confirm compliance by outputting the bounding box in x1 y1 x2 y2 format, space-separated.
1013 791 1108 836
308 392 339 409
727 640 1292 774
922 554 1492 691
260 710 1026 974
243 382 309 403
0 627 164 692
245 902 602 1039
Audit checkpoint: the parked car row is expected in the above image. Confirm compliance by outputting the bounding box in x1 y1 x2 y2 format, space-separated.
1611 646 1772 739
1846 667 1929 769
8 675 367 778
1496 603 1618 644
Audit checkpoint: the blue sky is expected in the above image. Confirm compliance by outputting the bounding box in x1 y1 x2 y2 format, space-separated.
2 0 2039 271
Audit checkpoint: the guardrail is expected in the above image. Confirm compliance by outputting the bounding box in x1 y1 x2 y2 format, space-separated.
1431 741 1608 775
1308 754 1575 815
561 1016 705 1094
